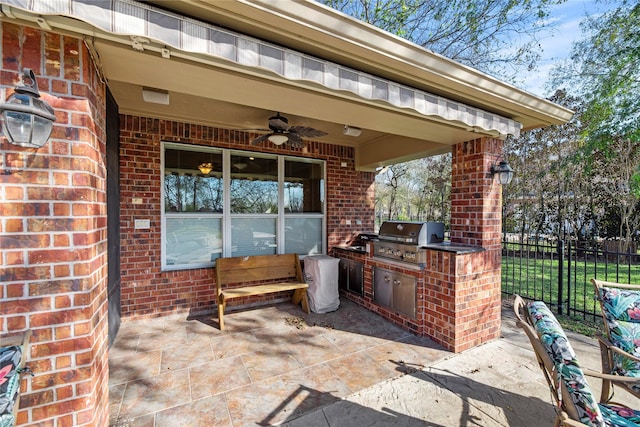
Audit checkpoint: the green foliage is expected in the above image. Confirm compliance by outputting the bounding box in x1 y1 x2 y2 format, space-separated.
375 155 451 225
552 3 640 179
503 91 598 240
575 4 640 143
321 0 564 82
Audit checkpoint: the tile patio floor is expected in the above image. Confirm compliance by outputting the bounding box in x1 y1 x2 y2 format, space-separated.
108 299 450 426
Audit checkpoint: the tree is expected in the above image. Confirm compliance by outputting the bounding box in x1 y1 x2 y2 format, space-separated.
503 90 594 242
408 155 451 224
589 137 640 250
321 0 564 82
551 2 640 248
374 155 451 226
377 163 409 221
554 3 639 142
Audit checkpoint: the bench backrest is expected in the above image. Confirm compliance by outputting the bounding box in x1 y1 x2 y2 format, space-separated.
215 253 304 295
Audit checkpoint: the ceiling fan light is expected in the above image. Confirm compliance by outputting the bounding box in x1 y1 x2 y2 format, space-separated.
198 162 213 175
233 162 247 170
268 134 288 145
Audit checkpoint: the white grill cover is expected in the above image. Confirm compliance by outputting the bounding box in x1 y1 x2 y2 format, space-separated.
304 255 340 314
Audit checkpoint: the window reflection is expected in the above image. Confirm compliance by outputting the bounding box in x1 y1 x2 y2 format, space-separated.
284 160 324 213
285 217 322 254
230 154 278 214
162 143 326 269
164 149 223 212
231 217 277 257
166 217 222 265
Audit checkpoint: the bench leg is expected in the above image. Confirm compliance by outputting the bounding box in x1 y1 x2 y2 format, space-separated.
218 295 226 331
292 289 310 314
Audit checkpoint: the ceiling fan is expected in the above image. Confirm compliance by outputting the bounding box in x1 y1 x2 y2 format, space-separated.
250 113 327 148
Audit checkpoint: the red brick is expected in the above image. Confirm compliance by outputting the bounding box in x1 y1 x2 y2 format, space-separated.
56 355 72 370
55 325 72 339
6 251 24 265
4 219 23 233
53 264 71 278
4 186 24 200
56 385 74 400
6 315 26 330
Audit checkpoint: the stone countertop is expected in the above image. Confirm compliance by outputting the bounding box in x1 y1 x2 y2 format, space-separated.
423 242 485 254
335 242 484 255
334 245 367 254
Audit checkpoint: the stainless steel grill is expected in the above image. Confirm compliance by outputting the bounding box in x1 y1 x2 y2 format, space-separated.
373 221 444 266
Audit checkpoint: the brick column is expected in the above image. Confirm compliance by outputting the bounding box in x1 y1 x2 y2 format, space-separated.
0 23 109 426
448 137 504 351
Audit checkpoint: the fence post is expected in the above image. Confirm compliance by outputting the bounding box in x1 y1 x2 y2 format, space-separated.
566 240 572 316
557 239 564 315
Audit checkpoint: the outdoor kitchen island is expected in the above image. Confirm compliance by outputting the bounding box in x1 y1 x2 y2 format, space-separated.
333 221 489 353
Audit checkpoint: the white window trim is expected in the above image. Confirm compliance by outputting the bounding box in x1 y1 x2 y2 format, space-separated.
161 141 326 271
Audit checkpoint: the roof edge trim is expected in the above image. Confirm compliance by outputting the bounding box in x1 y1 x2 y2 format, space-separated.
3 0 522 138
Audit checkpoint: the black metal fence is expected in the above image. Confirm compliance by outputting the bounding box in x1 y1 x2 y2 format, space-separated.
501 238 640 321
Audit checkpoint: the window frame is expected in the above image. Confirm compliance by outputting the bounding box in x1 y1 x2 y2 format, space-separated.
161 142 326 271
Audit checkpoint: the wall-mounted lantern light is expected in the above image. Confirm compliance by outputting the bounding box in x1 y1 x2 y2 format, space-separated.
490 160 514 185
0 68 56 148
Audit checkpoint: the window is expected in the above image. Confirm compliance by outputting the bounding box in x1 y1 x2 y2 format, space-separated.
162 143 325 270
284 159 324 254
164 147 223 268
230 153 278 257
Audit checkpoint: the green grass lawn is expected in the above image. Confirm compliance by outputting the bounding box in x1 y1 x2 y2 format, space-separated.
502 252 640 327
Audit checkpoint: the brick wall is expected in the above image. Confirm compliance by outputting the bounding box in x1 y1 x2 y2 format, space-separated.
0 23 109 425
450 137 504 247
334 138 505 353
449 137 504 351
119 115 376 319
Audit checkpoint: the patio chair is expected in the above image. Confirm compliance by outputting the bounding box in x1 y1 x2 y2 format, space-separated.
513 295 640 426
591 278 640 402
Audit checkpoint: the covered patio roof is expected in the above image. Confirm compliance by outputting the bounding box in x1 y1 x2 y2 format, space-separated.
1 0 573 170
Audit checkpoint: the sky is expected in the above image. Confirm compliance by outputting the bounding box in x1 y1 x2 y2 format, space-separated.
519 0 619 97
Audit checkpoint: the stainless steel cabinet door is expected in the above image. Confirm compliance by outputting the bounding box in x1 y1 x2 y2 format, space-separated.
373 267 393 308
348 261 364 295
393 273 416 319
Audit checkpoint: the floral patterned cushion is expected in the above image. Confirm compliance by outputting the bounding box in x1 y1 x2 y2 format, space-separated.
599 404 640 426
0 346 23 427
528 301 606 427
598 287 640 392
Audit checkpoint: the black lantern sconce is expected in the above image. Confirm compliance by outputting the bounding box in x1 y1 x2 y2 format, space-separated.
0 68 56 148
490 160 514 185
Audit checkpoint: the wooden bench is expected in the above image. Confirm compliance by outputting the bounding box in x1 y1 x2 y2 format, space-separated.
215 253 310 330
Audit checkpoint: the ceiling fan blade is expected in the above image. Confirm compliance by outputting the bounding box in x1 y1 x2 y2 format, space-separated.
268 117 290 132
286 133 305 148
288 126 327 138
251 133 272 145
241 128 270 132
